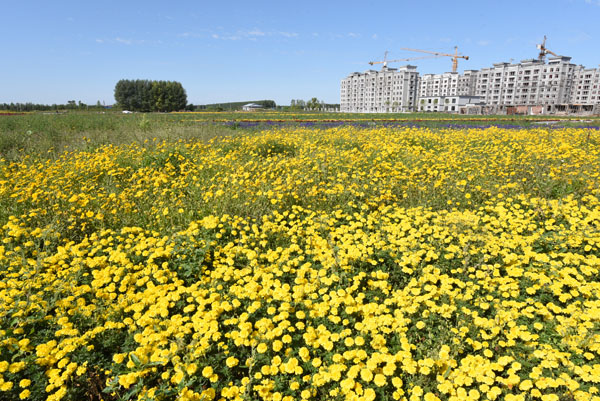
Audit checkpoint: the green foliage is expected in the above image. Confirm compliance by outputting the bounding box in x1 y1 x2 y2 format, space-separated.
0 112 234 161
114 80 187 112
196 100 277 111
254 140 297 158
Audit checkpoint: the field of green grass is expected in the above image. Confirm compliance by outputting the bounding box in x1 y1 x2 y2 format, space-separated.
1 111 599 161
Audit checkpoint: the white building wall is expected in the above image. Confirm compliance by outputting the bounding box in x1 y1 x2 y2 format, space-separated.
342 56 599 113
418 72 459 98
571 65 600 105
340 66 419 112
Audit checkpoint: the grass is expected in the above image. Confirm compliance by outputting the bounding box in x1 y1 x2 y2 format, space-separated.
2 111 599 161
0 112 235 161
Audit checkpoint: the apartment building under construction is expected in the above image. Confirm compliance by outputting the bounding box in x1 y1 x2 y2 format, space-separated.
340 55 600 114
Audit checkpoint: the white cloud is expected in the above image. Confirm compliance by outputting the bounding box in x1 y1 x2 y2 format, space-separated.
279 31 299 38
568 31 593 43
211 33 242 41
439 37 452 43
96 37 161 45
477 40 490 46
248 29 266 37
348 32 360 38
371 34 378 40
209 29 298 41
115 37 133 45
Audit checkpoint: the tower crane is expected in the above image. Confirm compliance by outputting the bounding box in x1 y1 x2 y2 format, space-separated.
368 51 453 70
537 35 560 61
400 46 469 72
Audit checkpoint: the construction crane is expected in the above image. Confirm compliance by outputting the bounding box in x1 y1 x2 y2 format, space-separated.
368 51 454 70
537 35 560 61
400 46 469 72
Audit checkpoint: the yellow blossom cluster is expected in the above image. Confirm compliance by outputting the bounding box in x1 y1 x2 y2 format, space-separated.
0 126 599 400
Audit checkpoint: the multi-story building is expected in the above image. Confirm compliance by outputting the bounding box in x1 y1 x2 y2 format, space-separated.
341 56 600 113
419 72 459 97
472 56 582 112
340 66 419 112
418 95 484 112
458 70 478 96
571 65 600 105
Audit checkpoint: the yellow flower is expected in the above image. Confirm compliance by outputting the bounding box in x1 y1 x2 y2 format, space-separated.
360 368 373 382
299 347 310 361
272 340 283 352
202 366 213 378
424 393 440 401
374 373 386 387
1 382 14 391
519 380 533 391
186 363 197 375
364 388 376 401
226 356 239 368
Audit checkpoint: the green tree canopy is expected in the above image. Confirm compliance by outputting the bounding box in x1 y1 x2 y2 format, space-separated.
114 80 187 112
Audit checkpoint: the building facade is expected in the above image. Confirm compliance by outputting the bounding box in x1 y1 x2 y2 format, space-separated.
571 65 600 105
418 72 459 98
341 56 600 113
418 95 484 113
340 66 419 112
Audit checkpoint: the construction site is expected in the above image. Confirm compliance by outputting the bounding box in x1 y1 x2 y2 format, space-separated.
340 37 600 115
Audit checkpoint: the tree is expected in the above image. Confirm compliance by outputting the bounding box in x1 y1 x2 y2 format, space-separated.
258 100 276 109
114 79 187 112
307 97 320 110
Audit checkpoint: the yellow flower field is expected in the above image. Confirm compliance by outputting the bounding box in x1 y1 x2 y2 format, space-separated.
0 126 599 400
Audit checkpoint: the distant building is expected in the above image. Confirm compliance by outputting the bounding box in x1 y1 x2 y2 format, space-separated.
340 66 419 113
341 55 600 114
242 103 264 111
571 65 600 105
419 72 460 98
418 95 484 113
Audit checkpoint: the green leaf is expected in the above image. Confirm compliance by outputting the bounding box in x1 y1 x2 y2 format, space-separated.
130 353 141 367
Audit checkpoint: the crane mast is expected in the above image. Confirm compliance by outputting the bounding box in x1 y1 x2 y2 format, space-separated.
537 35 560 61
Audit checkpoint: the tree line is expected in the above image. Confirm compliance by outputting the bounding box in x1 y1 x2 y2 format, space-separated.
0 101 106 112
290 98 339 111
195 100 276 111
114 80 187 112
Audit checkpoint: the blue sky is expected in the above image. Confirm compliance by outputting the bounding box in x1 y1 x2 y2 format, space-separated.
1 0 599 106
